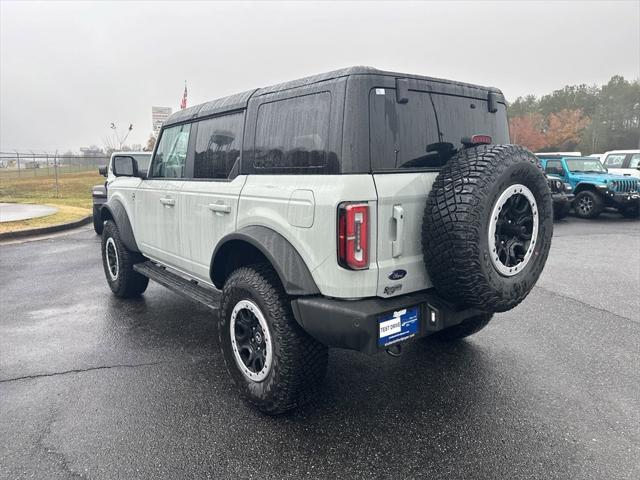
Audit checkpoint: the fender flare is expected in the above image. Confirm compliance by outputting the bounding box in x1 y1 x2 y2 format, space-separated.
210 226 320 296
100 199 140 253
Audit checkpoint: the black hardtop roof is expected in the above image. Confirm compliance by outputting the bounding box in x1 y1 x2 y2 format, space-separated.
163 66 503 127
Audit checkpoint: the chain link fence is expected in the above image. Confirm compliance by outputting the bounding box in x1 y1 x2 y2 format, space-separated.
0 152 109 179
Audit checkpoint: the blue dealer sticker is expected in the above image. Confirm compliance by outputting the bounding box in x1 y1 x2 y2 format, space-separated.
378 307 419 347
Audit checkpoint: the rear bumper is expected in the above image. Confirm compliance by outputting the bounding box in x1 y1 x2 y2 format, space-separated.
291 289 483 354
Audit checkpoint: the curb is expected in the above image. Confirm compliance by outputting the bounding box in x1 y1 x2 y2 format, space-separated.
0 215 92 240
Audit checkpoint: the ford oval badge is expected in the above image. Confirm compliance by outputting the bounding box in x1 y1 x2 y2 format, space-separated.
388 269 407 280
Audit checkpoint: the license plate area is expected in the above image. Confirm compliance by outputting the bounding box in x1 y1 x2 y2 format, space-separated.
378 306 420 347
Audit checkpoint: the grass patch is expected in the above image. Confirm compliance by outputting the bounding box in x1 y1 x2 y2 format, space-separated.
0 171 102 233
0 205 90 234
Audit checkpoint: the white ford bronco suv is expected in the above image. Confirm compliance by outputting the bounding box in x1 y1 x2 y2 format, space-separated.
99 67 553 414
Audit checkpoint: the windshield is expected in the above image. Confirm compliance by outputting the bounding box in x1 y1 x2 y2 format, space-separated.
565 158 607 173
132 154 151 170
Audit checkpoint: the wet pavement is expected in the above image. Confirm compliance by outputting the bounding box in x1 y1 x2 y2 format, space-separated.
0 203 58 223
1 215 639 479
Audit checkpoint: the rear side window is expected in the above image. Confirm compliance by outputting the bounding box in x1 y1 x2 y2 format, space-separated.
603 154 626 168
370 89 509 172
194 112 244 179
253 93 331 173
545 159 563 175
150 123 191 178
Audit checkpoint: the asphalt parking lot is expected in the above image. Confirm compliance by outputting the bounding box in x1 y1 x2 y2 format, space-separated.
1 214 639 480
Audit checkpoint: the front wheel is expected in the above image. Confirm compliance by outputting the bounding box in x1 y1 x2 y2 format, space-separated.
101 220 149 297
92 205 104 235
573 190 603 219
219 264 328 415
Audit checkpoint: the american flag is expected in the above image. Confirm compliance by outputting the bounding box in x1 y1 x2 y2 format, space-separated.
180 82 187 110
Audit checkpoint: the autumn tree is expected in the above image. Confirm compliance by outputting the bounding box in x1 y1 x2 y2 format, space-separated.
509 113 547 152
544 109 591 151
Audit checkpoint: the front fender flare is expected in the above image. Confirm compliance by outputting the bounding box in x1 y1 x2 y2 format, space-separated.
100 199 140 253
210 226 320 296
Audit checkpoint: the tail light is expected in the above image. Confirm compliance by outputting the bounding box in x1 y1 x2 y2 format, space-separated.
337 202 369 270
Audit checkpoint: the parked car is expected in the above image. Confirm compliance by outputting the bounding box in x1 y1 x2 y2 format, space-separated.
540 155 640 218
546 175 574 220
92 152 151 234
99 67 553 414
601 150 640 179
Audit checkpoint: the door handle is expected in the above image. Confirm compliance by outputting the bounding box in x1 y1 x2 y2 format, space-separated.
208 203 231 214
160 197 175 207
392 205 404 258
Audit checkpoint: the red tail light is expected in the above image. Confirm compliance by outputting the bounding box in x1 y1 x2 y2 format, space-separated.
338 203 369 270
462 135 492 147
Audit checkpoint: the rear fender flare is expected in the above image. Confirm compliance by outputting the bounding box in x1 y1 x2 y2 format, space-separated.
210 226 320 296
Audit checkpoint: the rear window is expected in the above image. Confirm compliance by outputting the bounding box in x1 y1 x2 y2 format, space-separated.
369 88 508 172
253 92 333 173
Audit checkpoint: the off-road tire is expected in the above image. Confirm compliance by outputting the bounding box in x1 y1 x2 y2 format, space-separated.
429 313 493 341
219 264 328 415
92 206 104 235
573 190 603 219
553 201 571 220
620 203 640 219
101 220 149 297
422 144 553 313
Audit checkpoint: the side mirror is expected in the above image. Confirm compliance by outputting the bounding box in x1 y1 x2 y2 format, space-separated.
98 165 107 177
112 155 138 177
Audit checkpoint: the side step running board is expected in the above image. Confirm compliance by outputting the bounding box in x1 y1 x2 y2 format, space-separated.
134 261 221 310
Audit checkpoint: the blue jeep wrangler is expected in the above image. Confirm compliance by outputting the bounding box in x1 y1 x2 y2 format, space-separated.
539 155 640 219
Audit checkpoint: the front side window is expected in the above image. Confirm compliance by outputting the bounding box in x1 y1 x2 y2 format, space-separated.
603 154 625 168
194 112 244 179
629 153 640 168
545 159 563 176
150 123 191 178
254 93 331 172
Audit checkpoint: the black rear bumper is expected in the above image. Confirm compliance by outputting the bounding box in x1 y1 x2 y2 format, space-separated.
291 290 483 354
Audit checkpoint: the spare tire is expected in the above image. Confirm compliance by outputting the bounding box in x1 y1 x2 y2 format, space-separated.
422 144 553 312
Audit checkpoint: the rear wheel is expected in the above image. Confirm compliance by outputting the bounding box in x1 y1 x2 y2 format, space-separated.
573 190 603 219
429 314 493 341
101 220 148 297
219 264 328 415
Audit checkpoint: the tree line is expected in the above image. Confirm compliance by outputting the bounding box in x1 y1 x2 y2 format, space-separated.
508 75 640 154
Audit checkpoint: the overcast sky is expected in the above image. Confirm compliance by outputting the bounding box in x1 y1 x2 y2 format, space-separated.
1 0 638 153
